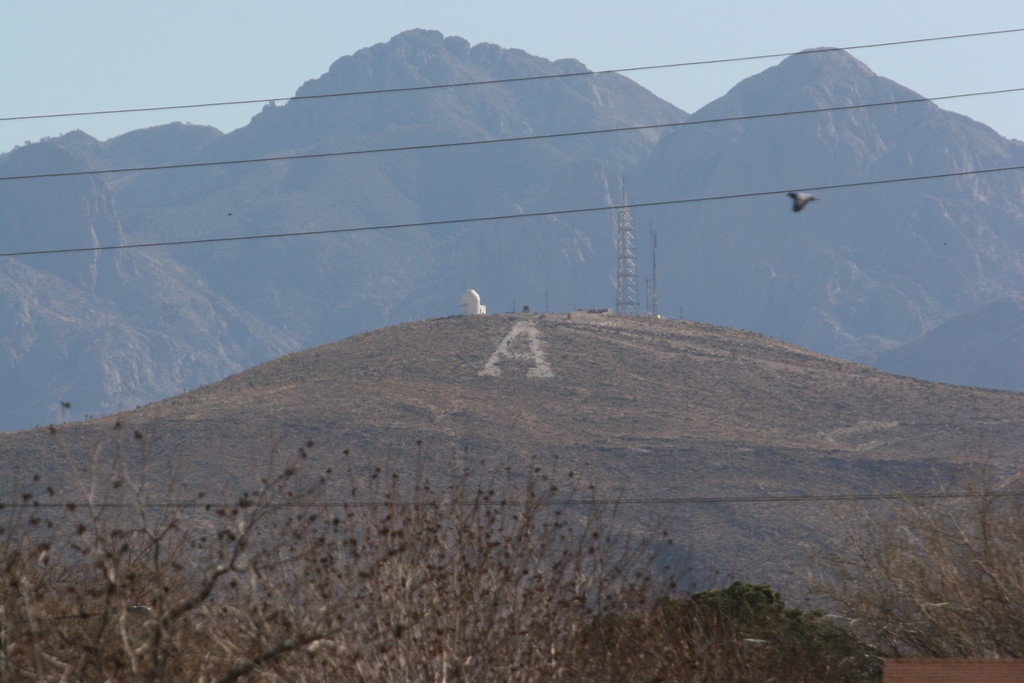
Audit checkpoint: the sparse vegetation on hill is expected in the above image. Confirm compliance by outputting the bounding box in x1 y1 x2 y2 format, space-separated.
4 313 1024 586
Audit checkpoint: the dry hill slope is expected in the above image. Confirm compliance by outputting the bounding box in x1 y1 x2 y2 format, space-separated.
4 313 1023 582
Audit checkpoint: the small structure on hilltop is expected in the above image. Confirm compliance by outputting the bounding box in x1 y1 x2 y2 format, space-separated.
460 289 487 316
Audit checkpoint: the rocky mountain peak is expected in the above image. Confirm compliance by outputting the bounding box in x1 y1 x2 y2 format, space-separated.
697 48 920 119
226 29 681 156
307 28 588 96
632 43 1024 361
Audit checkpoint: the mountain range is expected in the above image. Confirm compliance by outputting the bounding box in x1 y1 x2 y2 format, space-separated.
1 29 1023 430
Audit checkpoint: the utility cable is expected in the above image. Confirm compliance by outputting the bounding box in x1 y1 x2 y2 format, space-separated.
2 27 1022 123
3 489 1023 510
1 163 1022 258
2 86 1022 183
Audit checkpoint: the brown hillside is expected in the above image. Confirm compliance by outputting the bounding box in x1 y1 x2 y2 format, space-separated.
4 312 1023 584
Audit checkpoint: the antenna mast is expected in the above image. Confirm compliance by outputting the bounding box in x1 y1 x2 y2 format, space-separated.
615 181 639 315
649 222 659 317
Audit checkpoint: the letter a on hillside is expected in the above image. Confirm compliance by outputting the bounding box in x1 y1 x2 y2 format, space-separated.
479 321 554 378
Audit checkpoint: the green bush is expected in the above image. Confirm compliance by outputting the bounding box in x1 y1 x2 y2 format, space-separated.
584 581 880 682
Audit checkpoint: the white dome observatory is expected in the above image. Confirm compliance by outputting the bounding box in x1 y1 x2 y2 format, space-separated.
460 289 486 316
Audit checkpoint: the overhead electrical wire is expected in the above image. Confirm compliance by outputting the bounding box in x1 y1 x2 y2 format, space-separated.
3 488 1023 510
2 26 1022 124
2 163 1022 258
1 29 1020 255
2 86 1022 183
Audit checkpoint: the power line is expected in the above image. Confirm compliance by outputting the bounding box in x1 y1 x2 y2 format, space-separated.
2 86 1022 183
3 27 1022 124
2 163 1022 258
3 489 1022 510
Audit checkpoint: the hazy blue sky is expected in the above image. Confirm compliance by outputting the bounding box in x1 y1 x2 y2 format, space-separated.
3 1 1023 154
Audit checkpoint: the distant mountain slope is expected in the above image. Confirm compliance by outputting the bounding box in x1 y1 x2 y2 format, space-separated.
631 48 1024 360
0 141 295 430
4 314 1022 581
867 296 1024 390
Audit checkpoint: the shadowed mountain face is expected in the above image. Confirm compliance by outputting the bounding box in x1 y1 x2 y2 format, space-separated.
3 314 1023 583
0 141 296 428
867 296 1024 390
1 30 1023 430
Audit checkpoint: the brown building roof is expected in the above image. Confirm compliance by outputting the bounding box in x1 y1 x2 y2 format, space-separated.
884 658 1024 682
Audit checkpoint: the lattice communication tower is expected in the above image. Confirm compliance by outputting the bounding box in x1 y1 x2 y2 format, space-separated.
615 183 640 315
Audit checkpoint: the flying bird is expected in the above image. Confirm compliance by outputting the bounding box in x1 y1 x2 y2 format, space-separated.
787 192 818 212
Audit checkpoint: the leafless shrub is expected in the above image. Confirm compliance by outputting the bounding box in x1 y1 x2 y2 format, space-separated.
2 427 873 680
0 430 667 680
806 463 1024 658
